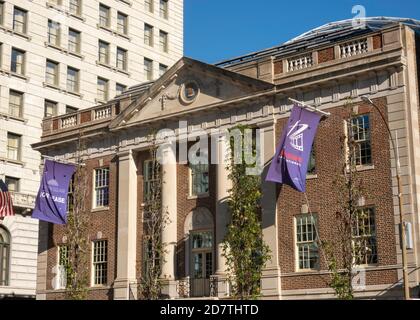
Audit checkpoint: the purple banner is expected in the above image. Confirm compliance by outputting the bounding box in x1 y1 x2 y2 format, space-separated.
32 160 76 225
266 105 322 192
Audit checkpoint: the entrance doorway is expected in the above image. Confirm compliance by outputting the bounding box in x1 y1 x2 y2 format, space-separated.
190 231 213 297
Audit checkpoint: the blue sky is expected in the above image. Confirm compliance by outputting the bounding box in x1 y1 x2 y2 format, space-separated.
184 0 420 64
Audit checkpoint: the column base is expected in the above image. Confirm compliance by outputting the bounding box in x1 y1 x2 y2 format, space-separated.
213 273 231 299
113 278 137 300
160 279 179 299
260 267 282 300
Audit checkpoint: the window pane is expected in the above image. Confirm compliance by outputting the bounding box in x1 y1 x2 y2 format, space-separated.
295 214 319 270
67 67 79 92
190 163 209 196
117 12 127 34
69 0 81 15
99 4 110 27
353 207 378 265
159 64 168 77
144 58 153 81
116 83 127 96
116 48 127 70
144 24 153 46
44 100 57 117
98 41 109 64
144 0 153 13
48 20 60 46
9 90 23 118
46 60 58 85
350 115 372 166
11 48 24 74
5 177 19 192
97 77 108 101
159 31 168 52
159 0 168 19
68 29 80 53
7 133 21 161
93 240 108 285
13 7 26 33
95 168 109 207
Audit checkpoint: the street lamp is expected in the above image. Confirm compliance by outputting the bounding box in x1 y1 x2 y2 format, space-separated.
361 95 410 300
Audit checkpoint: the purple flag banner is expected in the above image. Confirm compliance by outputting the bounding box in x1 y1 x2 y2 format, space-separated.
266 105 322 192
32 160 76 225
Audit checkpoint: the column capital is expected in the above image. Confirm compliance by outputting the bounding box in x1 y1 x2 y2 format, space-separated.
117 149 134 160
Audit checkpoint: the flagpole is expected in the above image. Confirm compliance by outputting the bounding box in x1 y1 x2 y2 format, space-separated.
288 98 331 117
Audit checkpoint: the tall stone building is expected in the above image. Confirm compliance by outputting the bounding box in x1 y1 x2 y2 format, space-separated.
0 0 183 299
33 17 420 299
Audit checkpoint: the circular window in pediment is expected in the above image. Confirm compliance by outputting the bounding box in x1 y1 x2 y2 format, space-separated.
180 80 200 105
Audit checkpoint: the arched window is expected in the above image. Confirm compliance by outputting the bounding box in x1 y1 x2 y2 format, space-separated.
0 226 10 286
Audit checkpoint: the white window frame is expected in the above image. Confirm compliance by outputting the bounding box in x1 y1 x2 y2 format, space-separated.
92 167 110 209
144 24 154 47
159 0 168 19
144 0 153 13
116 83 126 96
98 40 110 65
295 214 319 271
92 240 108 286
5 176 19 192
159 30 168 53
69 0 82 16
144 58 153 81
159 63 168 77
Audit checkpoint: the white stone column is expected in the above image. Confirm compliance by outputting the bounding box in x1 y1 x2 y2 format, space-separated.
259 120 282 299
114 150 138 300
160 142 178 298
214 132 231 297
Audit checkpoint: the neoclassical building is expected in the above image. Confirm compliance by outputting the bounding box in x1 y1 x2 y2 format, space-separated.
33 18 420 299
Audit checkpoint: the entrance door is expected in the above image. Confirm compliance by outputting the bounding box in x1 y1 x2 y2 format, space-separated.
190 231 213 297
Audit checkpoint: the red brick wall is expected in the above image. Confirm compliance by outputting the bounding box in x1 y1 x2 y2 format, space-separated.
373 34 383 50
318 47 335 64
274 60 283 75
45 155 118 300
276 98 398 290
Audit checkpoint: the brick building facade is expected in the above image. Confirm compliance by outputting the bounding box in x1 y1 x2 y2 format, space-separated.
33 18 420 299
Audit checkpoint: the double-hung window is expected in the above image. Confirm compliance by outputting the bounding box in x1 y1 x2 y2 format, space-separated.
46 60 59 86
94 168 109 208
117 12 128 35
44 100 57 118
57 245 69 289
92 240 107 286
296 214 319 270
353 207 378 265
99 4 110 28
48 20 60 46
7 133 21 161
68 29 81 53
116 47 127 71
9 90 23 118
66 67 79 93
350 114 372 166
190 163 209 196
13 7 27 34
11 48 25 75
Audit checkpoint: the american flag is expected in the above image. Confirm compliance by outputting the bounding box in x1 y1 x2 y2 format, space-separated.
0 179 14 217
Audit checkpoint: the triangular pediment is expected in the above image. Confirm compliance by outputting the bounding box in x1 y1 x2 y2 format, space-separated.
109 57 273 129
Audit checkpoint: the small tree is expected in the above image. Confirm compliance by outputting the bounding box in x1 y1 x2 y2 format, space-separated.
222 125 270 299
64 136 90 300
138 134 169 300
321 99 366 300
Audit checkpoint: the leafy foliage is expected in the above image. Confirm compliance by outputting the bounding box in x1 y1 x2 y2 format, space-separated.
222 125 270 299
64 137 90 300
138 134 169 300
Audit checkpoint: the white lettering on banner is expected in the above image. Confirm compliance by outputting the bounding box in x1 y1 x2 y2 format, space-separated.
40 192 66 204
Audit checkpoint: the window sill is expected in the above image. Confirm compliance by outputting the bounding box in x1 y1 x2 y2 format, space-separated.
115 31 131 41
43 82 61 91
10 72 29 81
46 2 86 22
117 0 132 6
0 25 31 41
0 157 25 166
65 90 82 98
0 112 27 123
96 60 113 69
187 193 209 200
115 68 130 76
347 164 375 173
45 42 84 60
95 99 107 105
91 207 110 213
306 174 318 180
294 269 321 274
